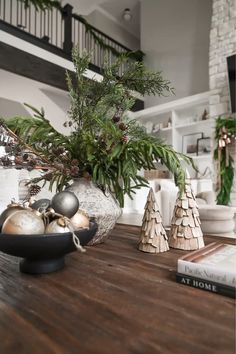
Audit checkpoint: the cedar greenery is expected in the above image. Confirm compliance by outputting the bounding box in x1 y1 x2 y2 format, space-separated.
214 116 236 205
6 47 193 207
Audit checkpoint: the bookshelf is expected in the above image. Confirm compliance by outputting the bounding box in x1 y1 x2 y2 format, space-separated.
130 90 219 179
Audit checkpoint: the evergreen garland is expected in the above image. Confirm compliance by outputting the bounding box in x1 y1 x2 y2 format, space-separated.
19 0 61 10
214 116 236 205
20 0 145 61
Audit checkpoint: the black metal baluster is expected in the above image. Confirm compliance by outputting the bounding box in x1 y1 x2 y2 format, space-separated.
61 11 63 48
20 0 22 27
28 3 31 33
43 10 46 38
24 2 27 31
51 9 53 45
47 9 50 41
10 0 13 24
55 8 58 47
3 0 5 20
40 10 42 37
16 0 19 26
34 6 37 36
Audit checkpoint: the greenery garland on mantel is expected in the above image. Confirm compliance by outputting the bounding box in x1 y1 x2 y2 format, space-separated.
214 116 236 205
19 0 145 62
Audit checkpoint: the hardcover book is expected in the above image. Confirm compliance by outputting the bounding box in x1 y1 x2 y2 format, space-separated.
176 273 235 298
177 242 236 288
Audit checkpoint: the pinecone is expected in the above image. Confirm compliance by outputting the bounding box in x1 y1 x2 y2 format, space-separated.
119 123 127 131
29 184 41 196
112 115 120 123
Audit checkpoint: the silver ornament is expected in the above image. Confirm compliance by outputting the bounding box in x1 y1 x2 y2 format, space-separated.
70 210 89 230
51 191 79 218
0 203 25 228
45 217 71 234
31 199 51 211
2 210 45 235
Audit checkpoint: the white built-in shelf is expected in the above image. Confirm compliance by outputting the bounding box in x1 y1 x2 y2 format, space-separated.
160 126 172 131
187 154 212 160
131 90 218 179
175 119 215 130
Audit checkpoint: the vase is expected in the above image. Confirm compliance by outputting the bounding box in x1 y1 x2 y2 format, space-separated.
67 178 121 245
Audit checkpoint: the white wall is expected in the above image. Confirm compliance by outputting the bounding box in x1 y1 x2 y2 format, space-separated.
0 69 71 135
140 0 212 107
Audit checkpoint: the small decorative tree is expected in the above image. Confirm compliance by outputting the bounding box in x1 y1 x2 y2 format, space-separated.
138 188 169 253
169 177 204 250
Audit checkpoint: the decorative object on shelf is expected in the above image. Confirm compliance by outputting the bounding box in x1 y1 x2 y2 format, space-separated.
182 133 203 155
167 117 172 128
2 209 45 235
138 188 169 253
169 175 204 250
197 136 211 156
67 178 121 245
0 222 97 274
51 191 79 218
4 48 193 243
201 109 209 120
214 116 236 205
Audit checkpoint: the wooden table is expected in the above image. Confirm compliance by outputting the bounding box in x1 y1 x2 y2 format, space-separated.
0 224 235 354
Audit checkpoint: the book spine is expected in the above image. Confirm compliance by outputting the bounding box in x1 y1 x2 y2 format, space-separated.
176 273 235 298
178 259 236 287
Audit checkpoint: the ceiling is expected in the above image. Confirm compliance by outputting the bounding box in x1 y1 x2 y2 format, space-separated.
99 0 140 39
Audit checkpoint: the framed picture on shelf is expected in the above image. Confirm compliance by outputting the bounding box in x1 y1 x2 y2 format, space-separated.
197 136 211 156
182 133 203 155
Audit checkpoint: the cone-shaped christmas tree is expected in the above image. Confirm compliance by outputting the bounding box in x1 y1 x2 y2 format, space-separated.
169 175 204 250
138 188 169 253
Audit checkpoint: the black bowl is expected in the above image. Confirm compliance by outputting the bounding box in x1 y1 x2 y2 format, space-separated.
0 222 97 274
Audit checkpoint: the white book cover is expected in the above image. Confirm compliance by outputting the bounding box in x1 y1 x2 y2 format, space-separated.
177 243 236 287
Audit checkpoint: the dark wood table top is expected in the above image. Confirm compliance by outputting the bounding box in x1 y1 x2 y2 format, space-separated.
0 224 235 354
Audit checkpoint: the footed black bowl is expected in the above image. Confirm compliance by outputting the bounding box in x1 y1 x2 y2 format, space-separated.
0 222 97 274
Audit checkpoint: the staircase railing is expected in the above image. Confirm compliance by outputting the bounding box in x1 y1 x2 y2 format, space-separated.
0 0 136 74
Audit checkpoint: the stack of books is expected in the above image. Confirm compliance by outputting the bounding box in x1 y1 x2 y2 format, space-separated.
176 242 236 298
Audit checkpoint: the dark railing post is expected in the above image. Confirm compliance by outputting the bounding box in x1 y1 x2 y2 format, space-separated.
62 4 73 55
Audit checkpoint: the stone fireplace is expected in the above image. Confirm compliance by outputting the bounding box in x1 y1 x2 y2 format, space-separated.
209 0 236 206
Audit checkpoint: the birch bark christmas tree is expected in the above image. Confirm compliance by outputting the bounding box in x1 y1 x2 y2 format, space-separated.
138 188 169 253
169 177 204 250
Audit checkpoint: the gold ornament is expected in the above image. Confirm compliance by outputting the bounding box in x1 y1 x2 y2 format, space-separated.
2 210 45 235
0 202 25 228
70 210 90 230
45 217 71 234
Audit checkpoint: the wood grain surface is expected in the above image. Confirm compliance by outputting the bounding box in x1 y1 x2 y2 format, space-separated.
0 224 235 354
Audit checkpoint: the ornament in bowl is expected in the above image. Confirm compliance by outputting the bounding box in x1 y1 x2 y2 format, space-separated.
0 191 97 274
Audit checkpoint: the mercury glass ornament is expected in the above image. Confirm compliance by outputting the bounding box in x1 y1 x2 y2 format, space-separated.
2 210 45 235
0 202 24 229
51 191 79 218
31 199 51 212
70 210 90 230
46 217 71 234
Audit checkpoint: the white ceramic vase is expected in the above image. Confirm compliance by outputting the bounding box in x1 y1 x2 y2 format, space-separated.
67 178 121 245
